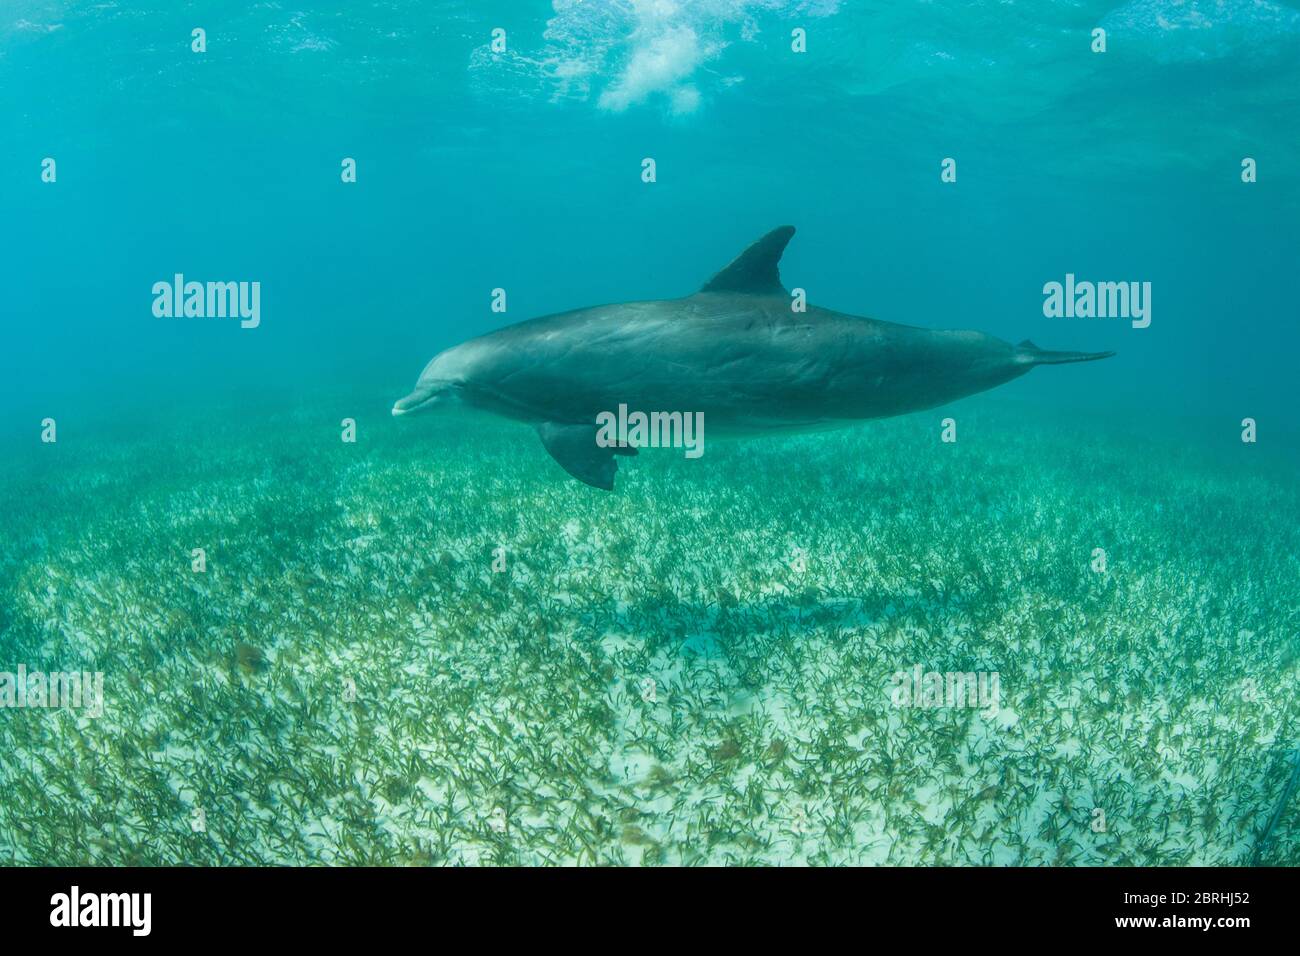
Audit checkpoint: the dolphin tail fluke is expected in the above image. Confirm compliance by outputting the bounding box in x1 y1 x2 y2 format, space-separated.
1018 340 1116 365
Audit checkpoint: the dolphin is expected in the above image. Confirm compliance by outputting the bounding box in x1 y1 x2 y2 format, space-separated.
393 226 1114 489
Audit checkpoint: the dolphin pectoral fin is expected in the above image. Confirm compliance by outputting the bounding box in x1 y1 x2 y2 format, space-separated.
699 225 795 296
536 422 637 491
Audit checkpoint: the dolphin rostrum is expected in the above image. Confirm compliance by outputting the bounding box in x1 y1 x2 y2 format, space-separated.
393 226 1114 489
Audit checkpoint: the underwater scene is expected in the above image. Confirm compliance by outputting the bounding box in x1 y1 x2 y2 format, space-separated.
1 1 1298 867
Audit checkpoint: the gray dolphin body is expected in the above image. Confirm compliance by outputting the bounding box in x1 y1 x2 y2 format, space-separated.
394 226 1113 489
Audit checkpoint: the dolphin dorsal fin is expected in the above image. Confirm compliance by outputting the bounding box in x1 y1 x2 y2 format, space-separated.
700 226 795 295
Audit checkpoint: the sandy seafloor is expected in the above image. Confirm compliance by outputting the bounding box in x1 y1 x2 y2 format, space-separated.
1 393 1297 866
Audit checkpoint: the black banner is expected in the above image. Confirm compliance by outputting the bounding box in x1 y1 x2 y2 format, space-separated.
0 866 1284 942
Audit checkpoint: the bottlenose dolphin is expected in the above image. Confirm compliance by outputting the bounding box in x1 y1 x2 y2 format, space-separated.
393 227 1113 489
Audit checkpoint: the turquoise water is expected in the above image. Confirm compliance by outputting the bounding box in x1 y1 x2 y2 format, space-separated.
1 2 1298 865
